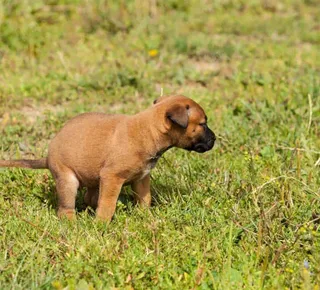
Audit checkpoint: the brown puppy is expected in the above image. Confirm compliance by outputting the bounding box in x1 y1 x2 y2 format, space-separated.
0 95 215 221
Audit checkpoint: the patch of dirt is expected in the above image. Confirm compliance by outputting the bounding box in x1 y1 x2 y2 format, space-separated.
192 60 221 73
19 104 64 123
191 59 234 80
0 102 65 132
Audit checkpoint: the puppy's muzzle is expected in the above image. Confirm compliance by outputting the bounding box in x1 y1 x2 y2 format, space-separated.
187 125 216 153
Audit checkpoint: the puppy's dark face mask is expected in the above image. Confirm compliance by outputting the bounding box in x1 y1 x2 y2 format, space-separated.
154 95 216 153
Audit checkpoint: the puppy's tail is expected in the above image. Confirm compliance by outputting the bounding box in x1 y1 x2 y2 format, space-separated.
0 158 48 169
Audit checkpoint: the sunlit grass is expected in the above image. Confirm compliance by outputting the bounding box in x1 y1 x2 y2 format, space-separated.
0 0 319 289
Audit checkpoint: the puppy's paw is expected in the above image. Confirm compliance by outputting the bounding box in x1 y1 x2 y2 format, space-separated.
57 208 76 221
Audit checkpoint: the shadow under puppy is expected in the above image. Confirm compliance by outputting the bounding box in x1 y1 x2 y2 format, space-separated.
0 95 215 221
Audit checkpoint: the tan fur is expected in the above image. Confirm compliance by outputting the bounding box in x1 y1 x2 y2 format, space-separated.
0 95 215 221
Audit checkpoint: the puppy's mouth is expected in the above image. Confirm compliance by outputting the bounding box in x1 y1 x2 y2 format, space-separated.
185 139 215 153
194 143 210 153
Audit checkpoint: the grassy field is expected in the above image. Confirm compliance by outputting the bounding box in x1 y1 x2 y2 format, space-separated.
0 0 319 289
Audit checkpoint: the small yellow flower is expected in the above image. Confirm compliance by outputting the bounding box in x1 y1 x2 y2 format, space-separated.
148 49 159 57
285 268 294 273
51 281 63 290
299 226 307 234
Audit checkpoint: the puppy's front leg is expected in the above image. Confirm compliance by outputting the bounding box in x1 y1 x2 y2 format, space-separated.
131 174 151 207
96 171 124 221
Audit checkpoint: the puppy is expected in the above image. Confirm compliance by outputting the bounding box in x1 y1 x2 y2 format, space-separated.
0 95 215 221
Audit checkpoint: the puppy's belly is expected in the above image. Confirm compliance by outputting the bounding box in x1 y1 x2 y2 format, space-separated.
75 168 144 188
77 175 100 188
74 159 156 188
72 167 100 188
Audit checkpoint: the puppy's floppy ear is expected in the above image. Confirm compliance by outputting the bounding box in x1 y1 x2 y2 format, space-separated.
166 104 189 129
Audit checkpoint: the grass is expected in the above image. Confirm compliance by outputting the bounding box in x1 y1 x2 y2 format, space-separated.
0 0 319 289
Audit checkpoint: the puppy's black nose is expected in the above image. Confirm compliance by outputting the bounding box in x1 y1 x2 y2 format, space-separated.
212 132 216 142
208 138 215 149
206 129 216 149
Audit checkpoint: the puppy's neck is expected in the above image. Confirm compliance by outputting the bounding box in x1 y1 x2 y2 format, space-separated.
150 145 173 161
132 109 173 159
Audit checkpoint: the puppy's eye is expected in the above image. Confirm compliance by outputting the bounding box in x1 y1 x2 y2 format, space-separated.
199 123 206 127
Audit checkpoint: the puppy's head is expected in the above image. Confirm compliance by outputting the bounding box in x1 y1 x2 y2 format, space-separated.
154 95 215 153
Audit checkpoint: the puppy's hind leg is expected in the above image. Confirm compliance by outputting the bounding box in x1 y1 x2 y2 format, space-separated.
54 170 79 220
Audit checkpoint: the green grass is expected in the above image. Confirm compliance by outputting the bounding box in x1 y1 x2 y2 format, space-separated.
0 0 320 289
